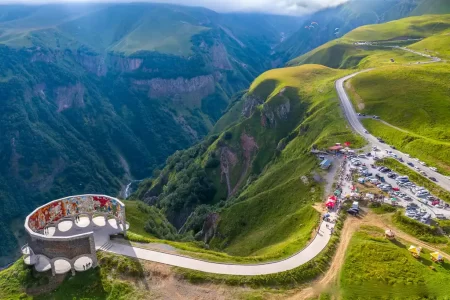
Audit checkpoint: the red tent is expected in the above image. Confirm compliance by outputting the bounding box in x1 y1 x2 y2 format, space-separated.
326 201 335 208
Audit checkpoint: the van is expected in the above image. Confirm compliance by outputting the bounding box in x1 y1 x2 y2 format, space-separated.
352 201 359 210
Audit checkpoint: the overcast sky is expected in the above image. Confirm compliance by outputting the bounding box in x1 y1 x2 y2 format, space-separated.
1 0 351 15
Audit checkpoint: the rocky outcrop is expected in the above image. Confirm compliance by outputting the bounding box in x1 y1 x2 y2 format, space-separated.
76 53 107 76
242 95 263 118
220 147 238 196
30 50 58 63
173 115 199 141
33 84 46 99
110 56 143 72
55 83 85 112
261 99 291 128
133 75 215 100
201 213 220 244
229 133 258 196
276 100 291 119
210 42 233 70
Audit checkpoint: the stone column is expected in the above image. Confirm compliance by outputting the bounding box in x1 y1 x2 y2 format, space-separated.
51 261 56 277
88 234 98 268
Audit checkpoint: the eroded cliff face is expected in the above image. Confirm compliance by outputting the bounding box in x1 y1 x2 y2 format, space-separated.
109 56 143 72
242 95 264 118
261 99 291 127
132 75 215 100
210 42 233 70
76 53 107 76
55 83 85 112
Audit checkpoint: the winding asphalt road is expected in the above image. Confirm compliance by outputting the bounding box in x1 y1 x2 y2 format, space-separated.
335 64 450 192
104 216 335 275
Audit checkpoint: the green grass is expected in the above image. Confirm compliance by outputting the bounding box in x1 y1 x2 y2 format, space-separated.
123 200 157 239
179 207 349 287
289 14 450 69
0 252 146 300
392 211 448 244
409 31 450 60
340 225 450 299
289 42 429 69
346 62 450 172
344 14 450 41
376 158 450 203
369 202 397 214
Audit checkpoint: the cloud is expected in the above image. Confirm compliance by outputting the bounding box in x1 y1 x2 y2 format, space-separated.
0 0 351 15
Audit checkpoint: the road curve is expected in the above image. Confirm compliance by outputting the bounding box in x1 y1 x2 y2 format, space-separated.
336 70 450 192
104 216 334 275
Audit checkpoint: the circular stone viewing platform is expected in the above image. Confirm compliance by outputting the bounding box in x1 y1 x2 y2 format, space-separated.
22 194 129 276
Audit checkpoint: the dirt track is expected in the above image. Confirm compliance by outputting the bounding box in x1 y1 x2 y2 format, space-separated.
287 215 363 300
287 210 450 300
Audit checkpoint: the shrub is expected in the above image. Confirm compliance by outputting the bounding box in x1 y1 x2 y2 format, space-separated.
369 202 397 214
223 131 233 140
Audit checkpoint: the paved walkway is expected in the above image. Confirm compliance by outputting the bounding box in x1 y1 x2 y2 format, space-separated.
104 216 335 275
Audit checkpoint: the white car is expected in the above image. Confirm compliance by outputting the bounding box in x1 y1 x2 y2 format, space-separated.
420 161 426 166
406 154 411 158
430 167 437 172
413 158 420 162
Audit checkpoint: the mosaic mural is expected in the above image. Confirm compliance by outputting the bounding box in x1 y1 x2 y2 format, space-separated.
28 195 125 232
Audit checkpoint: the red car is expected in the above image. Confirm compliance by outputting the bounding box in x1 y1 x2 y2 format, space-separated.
392 187 400 191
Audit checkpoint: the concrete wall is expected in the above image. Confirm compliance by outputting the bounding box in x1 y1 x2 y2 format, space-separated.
28 233 94 260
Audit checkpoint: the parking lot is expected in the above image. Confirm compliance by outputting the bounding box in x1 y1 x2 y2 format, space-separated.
347 149 450 224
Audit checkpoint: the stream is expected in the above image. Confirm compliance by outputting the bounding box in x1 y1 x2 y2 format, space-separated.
123 180 143 199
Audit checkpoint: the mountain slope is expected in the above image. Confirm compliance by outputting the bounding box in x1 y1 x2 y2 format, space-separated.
134 64 364 259
0 3 302 265
274 0 450 65
288 14 450 68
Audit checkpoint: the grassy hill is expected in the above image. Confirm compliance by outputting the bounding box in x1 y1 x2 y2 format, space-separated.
289 14 450 69
340 226 450 299
411 0 450 15
347 63 450 172
274 0 450 65
133 64 364 260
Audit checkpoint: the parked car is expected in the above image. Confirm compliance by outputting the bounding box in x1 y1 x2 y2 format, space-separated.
430 167 437 172
407 162 414 167
392 187 400 191
381 168 391 173
398 158 404 162
404 196 412 201
364 130 369 134
390 145 396 149
420 161 426 166
430 177 438 182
